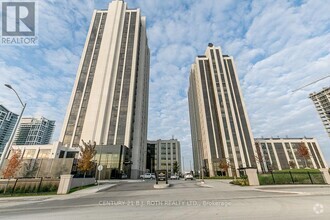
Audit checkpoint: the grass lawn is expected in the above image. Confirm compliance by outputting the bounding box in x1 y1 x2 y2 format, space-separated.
274 168 321 173
203 176 234 179
258 168 325 185
0 192 57 197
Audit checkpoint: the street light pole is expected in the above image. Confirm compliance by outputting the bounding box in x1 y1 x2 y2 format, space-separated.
198 139 204 183
0 84 26 170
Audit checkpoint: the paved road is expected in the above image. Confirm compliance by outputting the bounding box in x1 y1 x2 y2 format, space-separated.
0 179 329 219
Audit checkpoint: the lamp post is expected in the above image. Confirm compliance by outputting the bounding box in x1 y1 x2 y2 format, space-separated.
0 84 26 170
198 139 204 183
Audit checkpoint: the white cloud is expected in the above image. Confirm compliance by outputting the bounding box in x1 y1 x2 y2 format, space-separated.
1 0 330 170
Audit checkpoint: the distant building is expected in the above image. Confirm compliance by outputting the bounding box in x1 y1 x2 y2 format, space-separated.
255 137 328 172
1 142 80 179
13 117 55 145
0 105 18 156
188 44 260 177
9 142 78 160
309 87 330 136
146 139 181 174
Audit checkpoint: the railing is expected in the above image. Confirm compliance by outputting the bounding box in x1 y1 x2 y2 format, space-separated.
0 178 60 195
258 171 325 185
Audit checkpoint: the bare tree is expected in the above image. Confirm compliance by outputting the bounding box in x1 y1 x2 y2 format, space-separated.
297 143 310 168
219 158 229 176
77 140 97 178
289 160 296 169
255 142 265 173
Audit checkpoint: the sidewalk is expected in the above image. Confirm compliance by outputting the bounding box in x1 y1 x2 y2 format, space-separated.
195 179 330 195
255 184 330 195
0 182 118 207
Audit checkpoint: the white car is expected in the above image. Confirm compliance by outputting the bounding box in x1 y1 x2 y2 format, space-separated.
170 175 180 180
184 174 194 180
140 173 155 179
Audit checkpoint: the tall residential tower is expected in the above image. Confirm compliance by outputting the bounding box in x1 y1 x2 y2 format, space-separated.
13 117 55 145
188 44 260 177
0 105 18 156
309 87 330 137
60 0 150 178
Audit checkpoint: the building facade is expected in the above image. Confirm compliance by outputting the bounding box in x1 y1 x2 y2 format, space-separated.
309 87 330 136
0 105 18 156
60 0 150 179
1 142 80 179
13 117 55 145
255 137 328 172
188 44 260 177
146 139 181 175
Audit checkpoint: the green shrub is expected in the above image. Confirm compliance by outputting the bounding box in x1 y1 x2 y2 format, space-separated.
258 174 275 185
14 186 23 194
49 184 57 192
230 178 249 186
204 176 234 179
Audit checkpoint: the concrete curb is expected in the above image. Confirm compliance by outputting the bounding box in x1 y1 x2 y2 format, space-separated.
196 182 213 188
153 184 170 189
71 183 117 195
254 188 311 195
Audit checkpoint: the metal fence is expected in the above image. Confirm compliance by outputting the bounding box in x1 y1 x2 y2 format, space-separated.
258 171 325 185
0 178 60 195
0 158 75 179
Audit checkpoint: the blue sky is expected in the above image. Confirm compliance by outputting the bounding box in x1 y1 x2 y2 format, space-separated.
1 0 330 170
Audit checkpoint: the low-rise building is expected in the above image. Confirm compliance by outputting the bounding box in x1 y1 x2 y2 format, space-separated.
254 137 328 172
8 141 78 159
13 117 55 145
147 139 181 175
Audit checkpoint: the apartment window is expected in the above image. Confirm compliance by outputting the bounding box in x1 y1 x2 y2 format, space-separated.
23 149 36 159
38 149 51 159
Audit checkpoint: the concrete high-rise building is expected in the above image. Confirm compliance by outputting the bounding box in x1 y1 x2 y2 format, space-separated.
255 137 328 172
146 139 181 174
309 87 330 136
0 105 18 156
60 0 150 179
188 44 260 177
13 117 55 145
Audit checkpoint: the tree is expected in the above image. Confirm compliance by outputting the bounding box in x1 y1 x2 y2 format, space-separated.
297 143 310 168
255 142 265 173
77 140 97 178
173 161 180 174
288 160 296 169
219 158 229 176
2 149 22 179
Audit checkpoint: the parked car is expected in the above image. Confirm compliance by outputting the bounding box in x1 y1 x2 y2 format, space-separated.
121 173 128 179
184 174 194 180
140 173 154 179
170 174 180 180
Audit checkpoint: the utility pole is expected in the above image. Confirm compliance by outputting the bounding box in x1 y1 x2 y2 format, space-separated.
292 74 330 93
0 84 26 170
198 139 204 183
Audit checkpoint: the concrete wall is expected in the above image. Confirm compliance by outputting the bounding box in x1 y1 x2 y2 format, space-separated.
57 175 96 194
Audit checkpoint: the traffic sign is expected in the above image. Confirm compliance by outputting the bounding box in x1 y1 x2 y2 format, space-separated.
97 165 103 171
